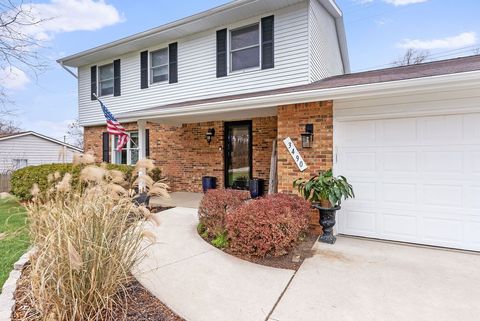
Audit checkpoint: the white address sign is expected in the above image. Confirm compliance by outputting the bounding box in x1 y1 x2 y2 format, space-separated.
283 137 308 172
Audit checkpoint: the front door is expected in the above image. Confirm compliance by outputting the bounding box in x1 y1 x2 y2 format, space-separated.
224 121 252 190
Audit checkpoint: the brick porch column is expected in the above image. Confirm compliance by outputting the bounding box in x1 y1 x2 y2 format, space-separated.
276 101 333 194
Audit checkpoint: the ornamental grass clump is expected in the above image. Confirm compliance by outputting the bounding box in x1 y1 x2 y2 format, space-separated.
25 156 167 321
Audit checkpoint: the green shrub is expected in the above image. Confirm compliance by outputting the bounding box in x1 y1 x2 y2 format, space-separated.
10 163 133 200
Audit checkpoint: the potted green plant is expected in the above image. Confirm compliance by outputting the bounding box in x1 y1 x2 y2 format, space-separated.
293 169 354 244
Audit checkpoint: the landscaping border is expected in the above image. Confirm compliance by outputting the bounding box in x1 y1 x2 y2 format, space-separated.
0 249 33 321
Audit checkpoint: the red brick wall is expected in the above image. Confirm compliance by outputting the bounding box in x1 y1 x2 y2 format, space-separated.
277 101 334 194
83 116 277 193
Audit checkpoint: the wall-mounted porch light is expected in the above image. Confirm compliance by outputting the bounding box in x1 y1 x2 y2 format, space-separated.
205 128 215 144
301 124 314 148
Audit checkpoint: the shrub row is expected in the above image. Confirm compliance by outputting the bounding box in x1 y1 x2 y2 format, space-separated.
10 163 133 200
198 190 311 257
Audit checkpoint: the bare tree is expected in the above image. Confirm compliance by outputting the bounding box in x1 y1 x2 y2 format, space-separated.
0 118 21 136
392 48 430 67
67 119 84 149
0 0 47 106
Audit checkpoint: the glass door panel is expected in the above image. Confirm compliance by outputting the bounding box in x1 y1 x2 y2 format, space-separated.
224 121 252 190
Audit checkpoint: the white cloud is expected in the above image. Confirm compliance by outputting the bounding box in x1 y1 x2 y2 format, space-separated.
383 0 428 5
0 67 30 90
22 0 123 40
397 32 478 50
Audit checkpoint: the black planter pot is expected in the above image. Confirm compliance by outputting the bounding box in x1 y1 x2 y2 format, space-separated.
249 178 265 199
133 192 150 207
313 204 341 244
202 176 217 193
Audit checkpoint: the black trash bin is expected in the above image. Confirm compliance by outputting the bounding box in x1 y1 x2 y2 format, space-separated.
202 176 217 193
249 178 265 199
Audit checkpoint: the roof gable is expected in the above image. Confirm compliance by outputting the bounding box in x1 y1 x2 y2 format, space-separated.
0 131 83 152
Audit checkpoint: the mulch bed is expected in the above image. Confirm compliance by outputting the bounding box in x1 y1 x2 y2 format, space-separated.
202 227 320 271
12 264 185 321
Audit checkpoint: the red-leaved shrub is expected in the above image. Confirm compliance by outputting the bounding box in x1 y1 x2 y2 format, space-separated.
198 189 250 237
226 193 311 257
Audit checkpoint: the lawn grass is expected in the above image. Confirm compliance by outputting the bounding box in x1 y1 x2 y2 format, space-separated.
0 198 29 291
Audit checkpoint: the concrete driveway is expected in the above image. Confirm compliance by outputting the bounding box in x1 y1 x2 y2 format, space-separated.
270 237 480 321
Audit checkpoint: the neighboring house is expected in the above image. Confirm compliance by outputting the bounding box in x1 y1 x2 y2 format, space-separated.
0 131 83 173
58 0 480 252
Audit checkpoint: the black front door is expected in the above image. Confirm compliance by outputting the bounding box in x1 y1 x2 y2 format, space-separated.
224 121 252 190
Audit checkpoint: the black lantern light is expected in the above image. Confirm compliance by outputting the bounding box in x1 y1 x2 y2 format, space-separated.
301 124 314 148
205 128 215 144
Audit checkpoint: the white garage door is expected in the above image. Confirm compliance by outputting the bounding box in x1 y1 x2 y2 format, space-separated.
335 113 480 251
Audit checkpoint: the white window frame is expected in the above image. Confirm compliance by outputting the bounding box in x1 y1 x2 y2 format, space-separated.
98 63 114 97
12 159 28 169
150 48 169 84
229 22 261 73
111 131 139 165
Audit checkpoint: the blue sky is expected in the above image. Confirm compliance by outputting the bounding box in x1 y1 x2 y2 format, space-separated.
2 0 479 143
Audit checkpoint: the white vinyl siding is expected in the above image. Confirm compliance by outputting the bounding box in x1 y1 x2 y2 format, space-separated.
77 2 311 125
0 135 78 173
308 0 344 82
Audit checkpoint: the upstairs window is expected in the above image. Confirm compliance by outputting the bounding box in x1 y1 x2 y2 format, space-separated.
230 24 260 72
98 63 114 96
150 48 169 83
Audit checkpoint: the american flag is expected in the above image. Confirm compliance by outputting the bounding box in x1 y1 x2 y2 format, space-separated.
97 97 129 151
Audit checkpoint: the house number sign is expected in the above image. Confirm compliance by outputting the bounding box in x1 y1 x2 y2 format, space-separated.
283 137 308 172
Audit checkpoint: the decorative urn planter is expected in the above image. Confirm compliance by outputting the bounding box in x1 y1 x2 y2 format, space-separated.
313 204 341 244
133 192 150 207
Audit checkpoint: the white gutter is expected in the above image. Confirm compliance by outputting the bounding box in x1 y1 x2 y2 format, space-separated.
109 69 480 125
59 62 78 79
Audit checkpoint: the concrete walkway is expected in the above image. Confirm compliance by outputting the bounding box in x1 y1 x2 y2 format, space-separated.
135 207 480 321
150 192 203 209
270 237 480 321
134 207 294 321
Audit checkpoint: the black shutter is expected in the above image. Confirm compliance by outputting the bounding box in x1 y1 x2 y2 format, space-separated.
145 129 150 158
261 15 274 70
140 50 149 89
169 42 178 84
113 59 121 96
102 132 110 163
90 65 97 100
216 29 228 78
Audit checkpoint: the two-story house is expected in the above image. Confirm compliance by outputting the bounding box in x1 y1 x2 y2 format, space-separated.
59 0 480 252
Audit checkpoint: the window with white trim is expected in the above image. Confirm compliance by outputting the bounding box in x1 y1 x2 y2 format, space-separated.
230 23 260 72
12 159 28 169
112 132 139 165
150 48 169 83
98 63 114 96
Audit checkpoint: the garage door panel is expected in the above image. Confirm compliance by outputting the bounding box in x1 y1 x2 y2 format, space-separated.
382 183 417 205
423 218 463 243
381 118 417 145
422 184 463 208
419 115 463 144
421 151 463 173
335 112 480 251
344 151 376 171
382 213 418 238
344 210 377 234
471 151 480 172
466 219 480 245
467 186 480 209
383 151 417 172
